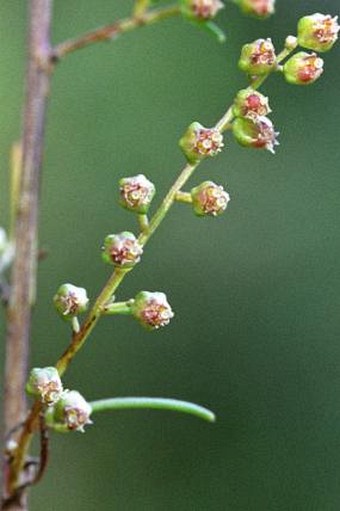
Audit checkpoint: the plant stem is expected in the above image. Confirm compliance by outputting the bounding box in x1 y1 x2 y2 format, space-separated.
53 5 181 60
6 35 297 499
90 397 216 423
2 1 53 509
139 163 197 246
55 268 129 375
103 301 133 315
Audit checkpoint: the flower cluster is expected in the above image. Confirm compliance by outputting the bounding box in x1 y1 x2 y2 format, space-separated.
27 368 92 432
232 88 278 153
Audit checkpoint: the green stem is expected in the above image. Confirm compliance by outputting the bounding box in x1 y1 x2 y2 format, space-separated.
138 214 149 232
56 268 130 376
138 163 197 245
175 191 193 204
90 397 216 423
103 301 133 315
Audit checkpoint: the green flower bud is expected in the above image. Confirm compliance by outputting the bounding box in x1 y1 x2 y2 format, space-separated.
179 122 224 164
26 367 63 406
238 38 277 75
48 390 92 433
283 52 324 85
54 283 89 319
181 0 224 21
191 181 230 217
298 14 339 53
131 291 174 330
102 232 143 267
233 116 279 154
119 174 156 214
235 0 275 18
232 88 271 119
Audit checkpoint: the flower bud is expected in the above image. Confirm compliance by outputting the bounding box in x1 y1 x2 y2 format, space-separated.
283 52 324 85
102 232 143 267
54 283 89 319
238 38 277 75
298 14 339 53
191 181 230 217
284 35 298 51
232 89 271 119
49 390 92 433
26 367 63 406
181 0 224 21
131 291 174 330
235 0 275 18
233 116 279 154
179 122 224 163
119 174 155 214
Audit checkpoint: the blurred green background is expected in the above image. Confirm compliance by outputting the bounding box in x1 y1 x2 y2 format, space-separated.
1 1 340 509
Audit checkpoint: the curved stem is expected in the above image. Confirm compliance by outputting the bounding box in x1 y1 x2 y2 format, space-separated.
90 397 216 423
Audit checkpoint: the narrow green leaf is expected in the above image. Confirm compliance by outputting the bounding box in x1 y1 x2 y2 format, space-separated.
90 397 216 423
201 21 226 43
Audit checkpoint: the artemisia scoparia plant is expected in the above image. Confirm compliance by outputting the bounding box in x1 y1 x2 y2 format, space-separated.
1 0 338 507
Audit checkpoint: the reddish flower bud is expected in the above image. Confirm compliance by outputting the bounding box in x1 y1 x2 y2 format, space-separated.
119 174 155 214
131 291 174 330
26 367 63 406
298 14 339 53
102 232 143 267
233 116 279 154
283 52 324 85
191 181 230 217
239 39 277 75
179 122 224 163
236 0 275 18
54 283 89 319
181 0 224 21
233 88 271 119
49 390 92 433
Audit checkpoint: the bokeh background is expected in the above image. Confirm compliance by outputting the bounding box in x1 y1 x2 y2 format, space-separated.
1 1 340 509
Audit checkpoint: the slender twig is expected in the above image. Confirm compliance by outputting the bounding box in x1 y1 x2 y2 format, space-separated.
7 35 296 499
30 416 49 487
52 5 181 61
3 1 53 509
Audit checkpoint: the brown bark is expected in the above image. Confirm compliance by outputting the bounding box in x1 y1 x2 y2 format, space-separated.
2 1 53 509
